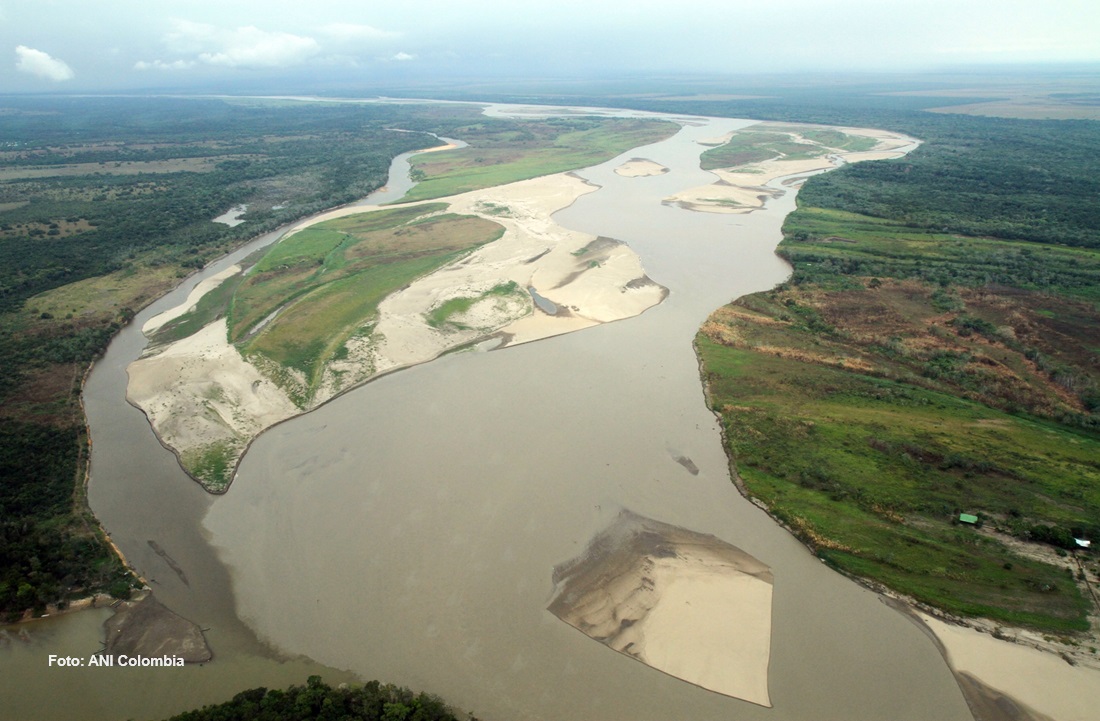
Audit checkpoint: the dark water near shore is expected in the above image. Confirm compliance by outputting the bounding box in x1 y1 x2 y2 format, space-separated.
2 104 968 721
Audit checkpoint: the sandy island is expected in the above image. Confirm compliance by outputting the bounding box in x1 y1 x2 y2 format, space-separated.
549 511 773 706
614 157 670 177
127 172 667 489
664 123 916 214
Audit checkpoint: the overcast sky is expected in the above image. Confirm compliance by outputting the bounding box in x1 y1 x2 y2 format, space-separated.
3 0 1099 92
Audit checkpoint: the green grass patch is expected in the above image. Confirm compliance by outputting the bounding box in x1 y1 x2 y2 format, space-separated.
400 118 676 202
181 440 237 492
233 204 505 400
699 335 1096 632
700 128 830 170
425 281 521 329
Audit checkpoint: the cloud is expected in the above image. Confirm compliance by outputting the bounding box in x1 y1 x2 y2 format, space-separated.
390 52 416 62
134 59 196 71
139 20 321 70
319 23 400 42
14 45 74 81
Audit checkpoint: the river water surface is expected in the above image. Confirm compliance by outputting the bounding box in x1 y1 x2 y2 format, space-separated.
3 103 971 721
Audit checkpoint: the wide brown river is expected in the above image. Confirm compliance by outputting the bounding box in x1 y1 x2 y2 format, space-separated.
1 103 972 720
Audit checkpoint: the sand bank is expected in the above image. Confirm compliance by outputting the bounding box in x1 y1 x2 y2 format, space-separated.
104 593 212 663
128 172 667 488
549 511 773 706
141 264 241 336
665 122 915 214
920 613 1100 721
614 157 670 177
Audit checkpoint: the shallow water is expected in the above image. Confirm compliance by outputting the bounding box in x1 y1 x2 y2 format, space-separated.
3 105 970 721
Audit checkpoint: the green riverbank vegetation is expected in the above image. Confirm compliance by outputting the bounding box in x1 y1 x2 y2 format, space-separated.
697 115 1100 636
402 116 676 201
165 675 477 721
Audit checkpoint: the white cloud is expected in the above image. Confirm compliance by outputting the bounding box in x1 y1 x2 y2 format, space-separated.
391 52 416 62
319 23 400 42
139 20 321 70
134 59 196 71
14 45 74 81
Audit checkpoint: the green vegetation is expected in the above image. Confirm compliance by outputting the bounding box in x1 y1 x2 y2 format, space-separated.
426 282 522 330
232 205 505 403
402 117 676 201
697 114 1100 633
700 129 826 169
164 675 476 721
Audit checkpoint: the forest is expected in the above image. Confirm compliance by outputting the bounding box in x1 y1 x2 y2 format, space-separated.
163 676 475 721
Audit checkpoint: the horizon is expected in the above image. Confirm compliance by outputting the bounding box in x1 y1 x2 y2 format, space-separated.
4 1 1100 94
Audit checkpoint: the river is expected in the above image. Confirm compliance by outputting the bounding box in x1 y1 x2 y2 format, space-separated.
1 103 971 720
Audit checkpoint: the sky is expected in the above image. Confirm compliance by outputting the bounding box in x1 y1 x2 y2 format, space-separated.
2 0 1099 93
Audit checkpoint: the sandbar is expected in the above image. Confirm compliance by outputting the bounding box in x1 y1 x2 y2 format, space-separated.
614 157 670 177
920 613 1100 721
548 510 773 706
142 264 241 336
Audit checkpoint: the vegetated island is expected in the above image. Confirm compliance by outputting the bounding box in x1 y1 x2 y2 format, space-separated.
128 119 677 492
696 116 1100 658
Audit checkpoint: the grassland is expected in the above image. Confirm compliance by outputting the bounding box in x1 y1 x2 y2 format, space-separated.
698 210 1100 633
699 128 878 171
229 205 505 403
401 117 676 201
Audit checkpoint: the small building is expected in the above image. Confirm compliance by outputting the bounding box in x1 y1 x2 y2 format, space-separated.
1075 538 1091 550
958 513 979 525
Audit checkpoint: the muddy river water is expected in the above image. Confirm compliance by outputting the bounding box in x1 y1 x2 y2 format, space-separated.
1 103 972 720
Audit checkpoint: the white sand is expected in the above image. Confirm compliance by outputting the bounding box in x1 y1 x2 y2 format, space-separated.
126 318 300 482
550 513 773 707
921 614 1100 721
129 172 668 484
142 265 241 336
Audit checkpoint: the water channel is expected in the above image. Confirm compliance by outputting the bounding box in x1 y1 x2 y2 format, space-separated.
1 103 971 720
